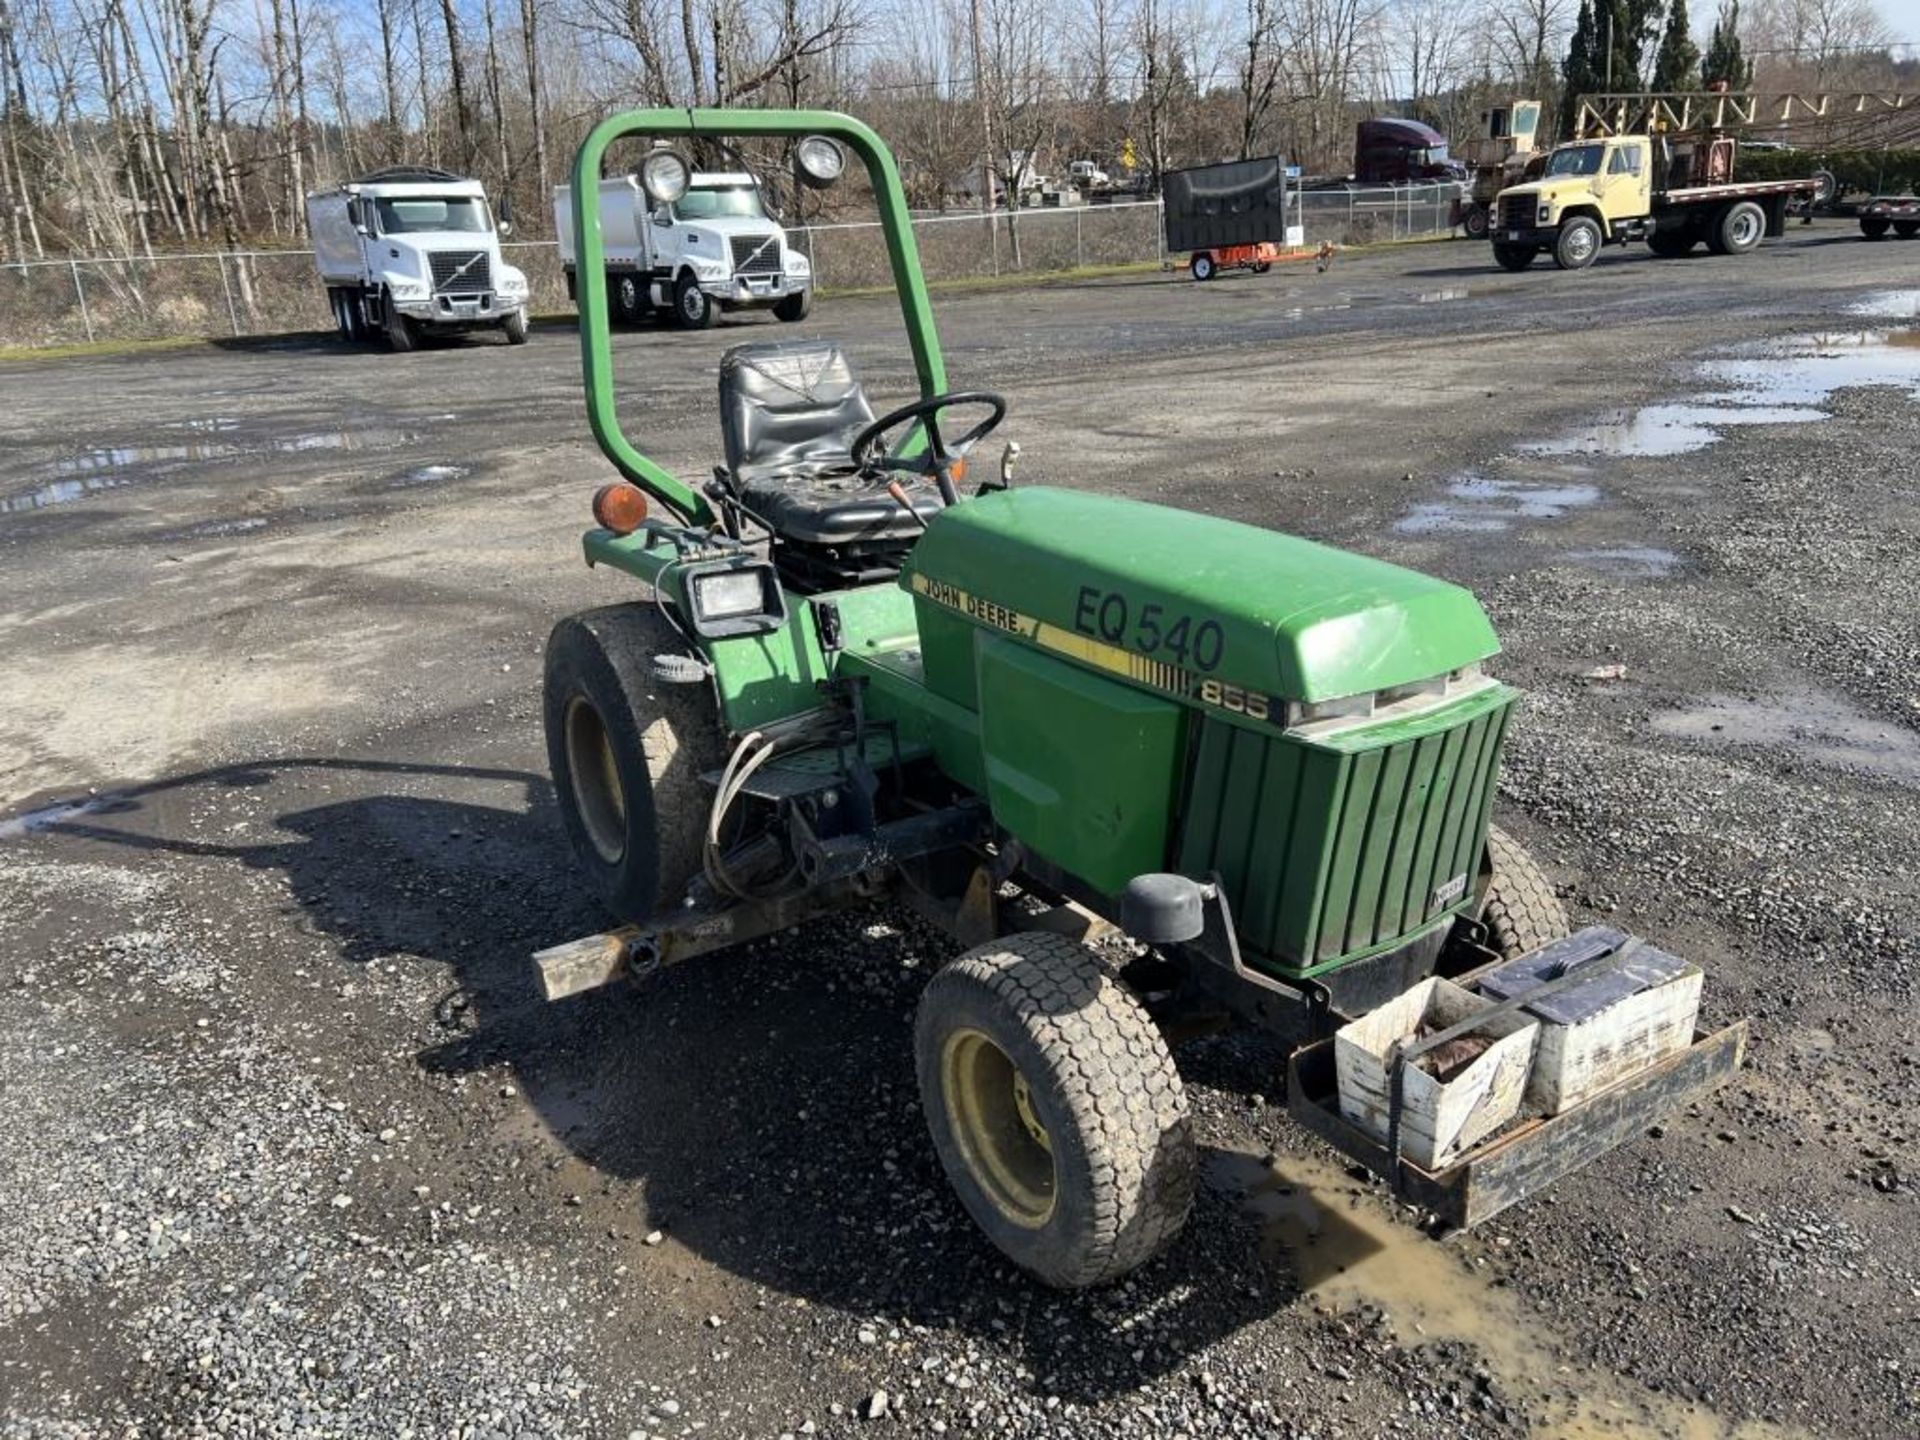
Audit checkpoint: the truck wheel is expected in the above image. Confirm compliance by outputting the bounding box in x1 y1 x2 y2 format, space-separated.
1896 221 1920 239
1646 227 1696 258
1552 216 1602 271
503 309 530 345
1491 242 1536 272
1478 824 1570 960
1710 201 1765 256
385 295 418 353
543 605 723 925
328 288 349 339
1190 251 1216 280
915 933 1196 1289
1462 205 1490 240
612 272 648 325
772 288 812 322
673 273 715 329
1860 215 1890 239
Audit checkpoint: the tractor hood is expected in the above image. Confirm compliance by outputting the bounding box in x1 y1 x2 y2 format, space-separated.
904 487 1499 704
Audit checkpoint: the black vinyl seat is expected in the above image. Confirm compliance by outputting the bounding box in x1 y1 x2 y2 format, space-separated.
717 340 943 546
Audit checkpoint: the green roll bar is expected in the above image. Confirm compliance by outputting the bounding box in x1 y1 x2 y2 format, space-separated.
570 108 952 528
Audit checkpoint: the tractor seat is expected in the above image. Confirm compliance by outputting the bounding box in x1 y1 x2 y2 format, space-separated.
718 340 944 546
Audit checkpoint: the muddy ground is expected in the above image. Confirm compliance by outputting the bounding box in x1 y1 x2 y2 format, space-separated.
2 228 1916 1440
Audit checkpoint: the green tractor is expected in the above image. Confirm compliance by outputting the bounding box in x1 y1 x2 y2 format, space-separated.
536 109 1744 1289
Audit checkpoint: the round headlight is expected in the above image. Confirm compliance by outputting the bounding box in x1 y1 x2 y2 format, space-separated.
639 148 691 205
795 135 847 190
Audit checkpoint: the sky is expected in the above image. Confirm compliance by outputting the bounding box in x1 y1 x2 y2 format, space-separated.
1872 0 1920 47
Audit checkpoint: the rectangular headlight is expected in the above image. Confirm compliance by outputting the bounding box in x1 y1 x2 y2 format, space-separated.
682 560 786 639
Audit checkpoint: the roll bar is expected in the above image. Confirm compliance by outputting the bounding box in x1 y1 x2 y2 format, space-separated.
570 108 952 527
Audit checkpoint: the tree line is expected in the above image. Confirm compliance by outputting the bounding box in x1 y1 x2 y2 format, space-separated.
0 0 1908 264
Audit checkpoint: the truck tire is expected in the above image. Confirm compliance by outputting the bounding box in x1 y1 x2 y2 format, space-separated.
1860 215 1891 239
673 272 714 329
1478 824 1571 960
773 287 813 322
1552 215 1602 271
385 294 418 352
612 271 648 325
502 309 530 345
543 605 724 925
1491 242 1536 272
1709 201 1765 256
915 933 1196 1290
1462 204 1490 240
344 290 370 342
1896 221 1920 239
1646 226 1696 258
1190 251 1216 280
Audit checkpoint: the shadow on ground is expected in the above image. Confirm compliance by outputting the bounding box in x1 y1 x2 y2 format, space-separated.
15 756 1298 1403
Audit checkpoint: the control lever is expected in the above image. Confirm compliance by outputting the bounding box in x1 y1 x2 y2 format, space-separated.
886 480 930 531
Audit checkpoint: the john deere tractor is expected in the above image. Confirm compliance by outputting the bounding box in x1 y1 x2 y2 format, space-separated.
535 110 1743 1289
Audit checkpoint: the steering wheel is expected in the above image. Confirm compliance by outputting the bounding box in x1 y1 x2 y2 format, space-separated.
850 391 1007 499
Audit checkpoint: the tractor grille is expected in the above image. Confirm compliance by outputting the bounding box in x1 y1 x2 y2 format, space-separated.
1177 697 1513 974
429 250 492 295
1499 194 1534 232
730 233 784 276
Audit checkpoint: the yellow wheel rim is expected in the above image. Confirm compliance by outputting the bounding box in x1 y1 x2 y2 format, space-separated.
564 695 627 864
942 1028 1056 1228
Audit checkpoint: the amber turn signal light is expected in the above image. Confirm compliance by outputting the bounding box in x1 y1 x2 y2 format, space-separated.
591 482 649 535
946 455 968 485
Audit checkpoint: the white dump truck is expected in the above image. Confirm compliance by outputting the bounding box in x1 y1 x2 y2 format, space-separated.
555 170 812 329
306 166 530 350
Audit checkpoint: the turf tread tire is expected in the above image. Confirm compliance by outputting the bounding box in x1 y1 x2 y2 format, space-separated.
1480 824 1570 959
916 934 1195 1289
543 605 722 924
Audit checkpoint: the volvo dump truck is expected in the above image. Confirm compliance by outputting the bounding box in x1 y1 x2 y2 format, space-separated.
307 167 530 349
555 164 813 329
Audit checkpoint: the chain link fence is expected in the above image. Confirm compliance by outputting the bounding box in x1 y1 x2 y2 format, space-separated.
0 186 1465 351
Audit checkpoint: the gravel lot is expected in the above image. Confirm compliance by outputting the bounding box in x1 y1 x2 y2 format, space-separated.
2 227 1916 1440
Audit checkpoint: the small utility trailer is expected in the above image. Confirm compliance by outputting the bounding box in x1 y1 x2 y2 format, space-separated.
1858 193 1920 239
1162 156 1301 280
530 106 1746 1289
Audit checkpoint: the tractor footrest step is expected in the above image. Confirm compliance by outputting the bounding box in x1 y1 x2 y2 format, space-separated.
1285 1019 1747 1230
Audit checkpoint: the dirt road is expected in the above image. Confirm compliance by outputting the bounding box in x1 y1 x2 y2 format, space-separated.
3 229 1916 1438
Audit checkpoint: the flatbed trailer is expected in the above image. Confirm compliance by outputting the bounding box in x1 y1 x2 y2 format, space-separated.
1858 193 1920 238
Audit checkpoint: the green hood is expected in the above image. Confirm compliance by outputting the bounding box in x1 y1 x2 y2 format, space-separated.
903 487 1499 704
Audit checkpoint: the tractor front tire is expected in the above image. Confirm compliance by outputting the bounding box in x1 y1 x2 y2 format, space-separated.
915 934 1196 1289
1462 204 1490 240
543 605 723 925
1479 824 1571 960
386 297 418 352
1492 242 1536 272
612 271 649 325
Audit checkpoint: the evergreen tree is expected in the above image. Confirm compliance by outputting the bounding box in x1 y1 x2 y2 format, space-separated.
1653 0 1701 90
1701 0 1752 88
1561 0 1602 133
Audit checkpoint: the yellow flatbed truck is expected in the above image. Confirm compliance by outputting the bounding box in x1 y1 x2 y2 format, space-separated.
1490 132 1822 271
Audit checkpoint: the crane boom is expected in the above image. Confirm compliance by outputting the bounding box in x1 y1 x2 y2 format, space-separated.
1576 90 1920 142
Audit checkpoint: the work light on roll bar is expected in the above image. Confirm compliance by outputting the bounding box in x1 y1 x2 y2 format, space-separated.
640 148 692 204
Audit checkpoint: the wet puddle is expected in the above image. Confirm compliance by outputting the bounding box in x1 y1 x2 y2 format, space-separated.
1651 691 1920 787
1210 1148 1800 1439
2 426 429 515
1564 545 1681 578
388 463 471 489
1522 319 1920 458
1845 289 1920 319
1395 474 1601 534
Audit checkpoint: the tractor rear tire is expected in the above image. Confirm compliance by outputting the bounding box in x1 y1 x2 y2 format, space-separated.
612 271 649 325
543 605 723 925
1491 242 1536 272
1479 824 1571 960
1709 200 1765 256
915 933 1196 1289
1553 216 1602 271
